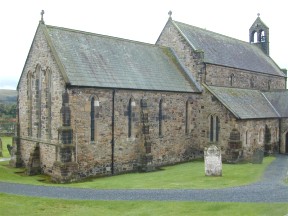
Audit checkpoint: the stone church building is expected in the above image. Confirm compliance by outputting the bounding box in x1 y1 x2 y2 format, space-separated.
13 12 288 182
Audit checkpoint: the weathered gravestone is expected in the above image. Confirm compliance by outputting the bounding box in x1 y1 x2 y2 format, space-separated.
252 148 264 164
7 144 13 156
0 138 2 157
204 145 222 176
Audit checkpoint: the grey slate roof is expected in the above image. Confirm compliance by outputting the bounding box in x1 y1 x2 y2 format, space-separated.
263 91 288 118
173 21 285 77
44 25 200 92
206 85 279 119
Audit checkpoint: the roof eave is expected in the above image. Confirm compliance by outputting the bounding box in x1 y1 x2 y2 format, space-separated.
66 83 200 93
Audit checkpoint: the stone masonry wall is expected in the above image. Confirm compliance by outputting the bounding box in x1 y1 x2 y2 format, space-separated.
68 88 203 178
157 20 286 91
236 118 279 159
193 88 235 151
17 24 66 174
68 84 279 179
157 20 205 83
194 88 279 161
205 64 286 90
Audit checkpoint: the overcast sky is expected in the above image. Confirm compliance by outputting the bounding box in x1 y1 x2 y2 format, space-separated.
0 0 287 89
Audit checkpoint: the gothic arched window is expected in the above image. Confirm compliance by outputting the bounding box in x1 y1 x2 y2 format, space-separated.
229 74 234 86
35 65 42 138
159 99 163 137
45 69 52 139
244 130 250 145
91 97 95 142
259 128 264 144
209 115 219 142
27 71 32 136
185 100 192 134
128 98 134 138
268 80 271 90
90 95 100 142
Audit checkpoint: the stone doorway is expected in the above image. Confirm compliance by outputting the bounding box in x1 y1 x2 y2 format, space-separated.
286 132 288 154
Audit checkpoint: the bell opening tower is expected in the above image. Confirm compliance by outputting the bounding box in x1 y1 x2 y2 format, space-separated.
249 13 269 56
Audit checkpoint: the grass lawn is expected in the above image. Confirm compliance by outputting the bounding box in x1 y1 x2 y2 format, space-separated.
0 156 275 189
68 157 275 189
1 153 286 215
0 193 287 216
0 136 12 158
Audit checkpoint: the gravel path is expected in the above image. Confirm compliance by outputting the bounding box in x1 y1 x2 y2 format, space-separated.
0 155 287 202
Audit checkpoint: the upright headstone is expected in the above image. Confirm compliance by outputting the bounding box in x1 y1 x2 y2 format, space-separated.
252 148 264 164
0 138 3 157
7 144 13 156
204 145 222 176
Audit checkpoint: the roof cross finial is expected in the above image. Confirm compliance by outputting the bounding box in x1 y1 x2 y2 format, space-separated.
257 13 260 17
168 10 172 19
41 10 45 24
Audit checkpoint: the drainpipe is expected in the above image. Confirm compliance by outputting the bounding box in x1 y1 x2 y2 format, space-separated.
75 120 78 163
278 118 282 154
111 89 116 175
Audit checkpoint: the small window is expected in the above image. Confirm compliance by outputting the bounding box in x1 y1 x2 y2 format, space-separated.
185 100 192 134
128 98 133 138
250 77 255 88
259 128 264 144
244 130 250 145
91 97 95 142
229 74 234 86
268 80 271 90
159 99 163 136
209 115 219 142
264 125 271 144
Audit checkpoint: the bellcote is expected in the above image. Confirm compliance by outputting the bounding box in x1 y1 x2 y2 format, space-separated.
249 14 269 55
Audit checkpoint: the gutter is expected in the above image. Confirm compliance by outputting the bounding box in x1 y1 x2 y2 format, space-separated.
278 119 282 154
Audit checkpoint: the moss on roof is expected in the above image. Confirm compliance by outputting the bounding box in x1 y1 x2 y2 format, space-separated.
173 20 285 77
44 25 200 92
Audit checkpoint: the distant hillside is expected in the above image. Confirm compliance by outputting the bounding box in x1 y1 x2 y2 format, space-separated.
0 89 17 104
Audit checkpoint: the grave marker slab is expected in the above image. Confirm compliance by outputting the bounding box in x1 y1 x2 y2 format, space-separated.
252 148 264 164
204 145 222 176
